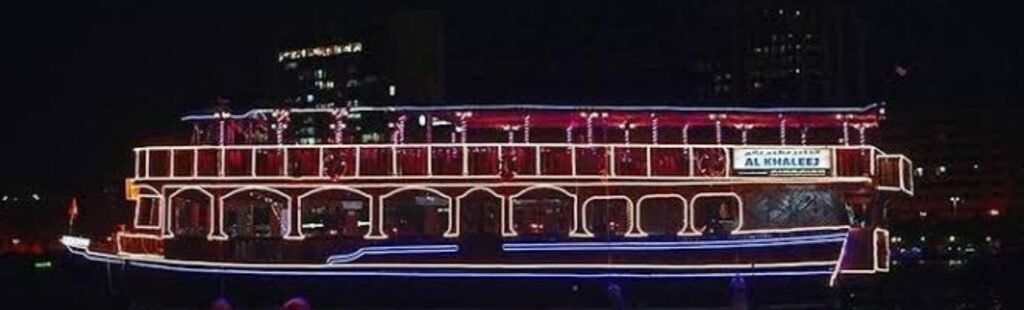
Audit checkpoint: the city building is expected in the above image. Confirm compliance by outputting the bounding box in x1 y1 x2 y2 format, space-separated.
272 9 445 144
272 9 445 109
693 0 870 105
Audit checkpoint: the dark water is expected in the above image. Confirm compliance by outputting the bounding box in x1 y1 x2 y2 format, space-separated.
2 253 1018 309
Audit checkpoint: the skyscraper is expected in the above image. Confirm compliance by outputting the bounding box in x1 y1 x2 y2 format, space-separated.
272 8 445 144
273 9 445 108
695 0 869 105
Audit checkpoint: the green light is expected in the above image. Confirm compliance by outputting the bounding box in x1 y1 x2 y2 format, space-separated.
33 261 53 269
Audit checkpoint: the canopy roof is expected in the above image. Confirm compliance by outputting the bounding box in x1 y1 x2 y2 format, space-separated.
183 103 885 129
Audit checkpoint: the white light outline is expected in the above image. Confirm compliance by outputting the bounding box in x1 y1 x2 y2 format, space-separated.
115 231 164 257
634 194 693 237
502 234 846 252
296 186 375 240
67 243 837 272
874 227 890 272
164 186 221 240
133 144 891 183
579 195 642 238
829 229 852 287
179 103 882 121
218 186 297 240
877 154 914 196
378 186 453 239
689 193 744 234
444 187 512 238
127 262 837 278
325 244 460 264
508 184 581 237
132 184 163 230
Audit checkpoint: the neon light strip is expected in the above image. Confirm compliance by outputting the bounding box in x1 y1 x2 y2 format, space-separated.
874 227 891 272
129 261 835 278
180 103 880 121
829 230 852 287
503 233 846 252
63 237 836 271
325 245 459 264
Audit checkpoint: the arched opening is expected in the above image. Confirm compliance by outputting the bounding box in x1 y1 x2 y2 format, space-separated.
299 188 370 238
456 189 503 236
583 197 631 236
222 188 290 238
134 187 161 229
381 188 451 238
637 195 687 236
692 194 742 235
511 186 575 237
169 188 213 237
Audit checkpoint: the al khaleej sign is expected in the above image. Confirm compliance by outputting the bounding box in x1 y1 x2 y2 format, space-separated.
731 147 832 177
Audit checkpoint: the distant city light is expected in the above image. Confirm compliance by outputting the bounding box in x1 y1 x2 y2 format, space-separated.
918 211 927 218
11 238 19 245
948 235 956 242
985 236 992 242
277 42 362 62
32 193 40 201
988 209 1000 217
389 85 396 97
34 261 53 269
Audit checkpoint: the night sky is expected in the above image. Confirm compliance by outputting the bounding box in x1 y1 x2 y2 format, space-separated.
5 1 1022 195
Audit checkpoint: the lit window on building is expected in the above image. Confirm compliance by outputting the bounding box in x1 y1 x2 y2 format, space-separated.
277 42 363 62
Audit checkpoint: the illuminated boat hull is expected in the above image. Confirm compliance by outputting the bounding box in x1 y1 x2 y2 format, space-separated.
63 228 849 280
64 104 910 288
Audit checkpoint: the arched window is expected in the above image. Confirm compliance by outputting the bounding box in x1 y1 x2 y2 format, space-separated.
637 195 687 236
134 187 161 229
511 186 575 237
135 197 161 229
691 194 742 235
169 188 213 237
381 188 451 238
299 188 371 238
582 197 632 236
222 188 290 238
455 188 503 236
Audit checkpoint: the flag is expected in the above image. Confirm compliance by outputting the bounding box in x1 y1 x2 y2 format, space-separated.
68 197 79 229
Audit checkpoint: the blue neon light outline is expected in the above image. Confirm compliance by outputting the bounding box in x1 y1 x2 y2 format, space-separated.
128 261 834 278
504 232 846 250
502 237 845 252
326 244 460 264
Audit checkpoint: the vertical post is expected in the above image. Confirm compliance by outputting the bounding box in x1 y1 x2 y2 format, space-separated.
523 115 531 143
801 126 809 145
843 121 850 146
425 114 433 144
682 123 689 145
715 119 723 144
650 113 659 144
586 112 595 144
780 117 787 145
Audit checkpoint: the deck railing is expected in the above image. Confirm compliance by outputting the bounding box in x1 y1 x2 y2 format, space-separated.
133 143 908 188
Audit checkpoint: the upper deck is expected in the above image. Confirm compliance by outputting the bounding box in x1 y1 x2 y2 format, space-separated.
133 103 911 194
